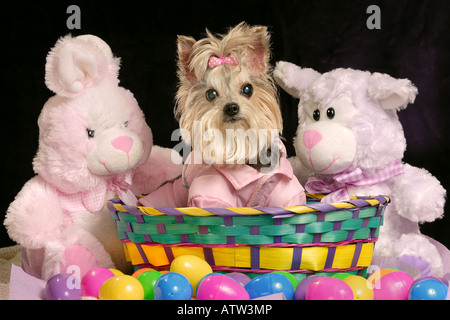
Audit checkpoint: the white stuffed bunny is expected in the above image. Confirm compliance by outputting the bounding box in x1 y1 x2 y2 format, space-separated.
274 61 447 276
4 35 181 280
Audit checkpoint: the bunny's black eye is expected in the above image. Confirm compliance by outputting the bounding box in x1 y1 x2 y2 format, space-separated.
313 109 320 121
241 83 253 98
206 89 219 101
86 128 95 138
327 107 335 119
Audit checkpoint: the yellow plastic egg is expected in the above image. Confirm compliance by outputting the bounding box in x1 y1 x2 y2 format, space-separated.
170 255 213 296
98 275 144 300
108 268 125 276
343 275 374 300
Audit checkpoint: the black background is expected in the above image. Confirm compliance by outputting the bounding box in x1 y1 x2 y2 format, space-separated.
1 0 449 249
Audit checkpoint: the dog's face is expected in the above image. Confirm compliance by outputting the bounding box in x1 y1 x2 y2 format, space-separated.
175 23 282 165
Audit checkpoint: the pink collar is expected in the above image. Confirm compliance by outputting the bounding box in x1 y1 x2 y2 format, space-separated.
58 171 136 212
305 161 404 203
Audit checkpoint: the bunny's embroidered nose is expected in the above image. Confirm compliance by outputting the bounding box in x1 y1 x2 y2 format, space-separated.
303 130 322 150
112 136 133 153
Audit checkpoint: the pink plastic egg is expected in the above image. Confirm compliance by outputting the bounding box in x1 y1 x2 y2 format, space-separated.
305 276 354 300
197 274 250 300
81 267 115 298
373 271 414 300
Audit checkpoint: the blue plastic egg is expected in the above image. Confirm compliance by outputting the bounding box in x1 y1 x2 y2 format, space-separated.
244 273 294 300
408 278 448 300
153 272 193 300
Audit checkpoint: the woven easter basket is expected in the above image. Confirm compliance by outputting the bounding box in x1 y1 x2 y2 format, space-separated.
107 194 389 276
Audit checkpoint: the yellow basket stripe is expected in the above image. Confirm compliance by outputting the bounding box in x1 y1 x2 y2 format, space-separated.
124 242 374 272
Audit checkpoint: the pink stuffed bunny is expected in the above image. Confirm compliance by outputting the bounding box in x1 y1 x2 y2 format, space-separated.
4 35 181 280
274 61 447 276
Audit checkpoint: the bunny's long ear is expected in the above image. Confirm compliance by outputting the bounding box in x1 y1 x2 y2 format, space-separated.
273 61 321 98
368 72 418 110
45 34 120 97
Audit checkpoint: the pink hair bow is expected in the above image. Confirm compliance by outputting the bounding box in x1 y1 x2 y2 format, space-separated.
208 55 238 69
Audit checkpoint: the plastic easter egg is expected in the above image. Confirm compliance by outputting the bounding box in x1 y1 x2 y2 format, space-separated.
137 270 163 300
367 268 397 286
170 255 212 295
154 272 193 300
373 271 414 300
343 275 374 300
131 267 155 278
108 268 124 276
226 272 251 287
332 273 352 280
244 273 294 300
293 275 322 300
408 278 448 300
81 267 115 298
274 271 299 290
98 275 144 300
305 276 353 300
197 274 250 300
45 273 82 300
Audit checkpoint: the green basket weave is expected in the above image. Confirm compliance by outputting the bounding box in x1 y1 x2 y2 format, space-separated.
107 194 389 275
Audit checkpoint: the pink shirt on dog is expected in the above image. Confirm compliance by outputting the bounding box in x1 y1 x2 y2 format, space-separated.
139 144 306 208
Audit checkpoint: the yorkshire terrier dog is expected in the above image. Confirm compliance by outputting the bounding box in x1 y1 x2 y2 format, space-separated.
140 22 305 208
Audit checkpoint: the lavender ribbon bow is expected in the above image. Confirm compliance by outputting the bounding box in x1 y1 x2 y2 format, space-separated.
305 161 404 203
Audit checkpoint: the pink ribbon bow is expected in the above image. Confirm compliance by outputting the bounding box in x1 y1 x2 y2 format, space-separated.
305 161 404 203
59 171 137 212
208 55 238 69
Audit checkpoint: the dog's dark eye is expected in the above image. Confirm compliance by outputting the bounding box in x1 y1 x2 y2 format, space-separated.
241 83 253 98
327 107 335 119
206 89 219 101
122 121 128 128
313 109 320 121
86 128 95 138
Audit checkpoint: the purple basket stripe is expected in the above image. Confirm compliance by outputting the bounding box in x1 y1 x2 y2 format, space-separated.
324 247 336 269
106 202 118 214
253 207 293 215
351 242 363 267
313 233 322 243
155 207 184 215
156 224 167 234
251 247 260 270
226 236 236 245
362 217 370 229
203 248 215 266
206 208 238 216
291 247 302 270
352 209 360 219
180 234 190 243
375 204 384 217
198 225 209 234
164 247 174 263
316 212 326 222
224 216 233 226
273 236 282 243
333 221 342 231
250 226 259 235
121 231 128 240
136 244 150 265
307 202 340 212
136 215 145 223
175 216 184 223
126 222 133 233
346 230 355 241
296 224 305 233
144 234 152 242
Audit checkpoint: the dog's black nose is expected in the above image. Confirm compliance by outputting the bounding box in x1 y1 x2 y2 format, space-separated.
223 103 240 117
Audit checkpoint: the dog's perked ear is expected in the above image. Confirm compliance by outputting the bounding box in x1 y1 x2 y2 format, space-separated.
177 35 197 84
238 25 272 77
